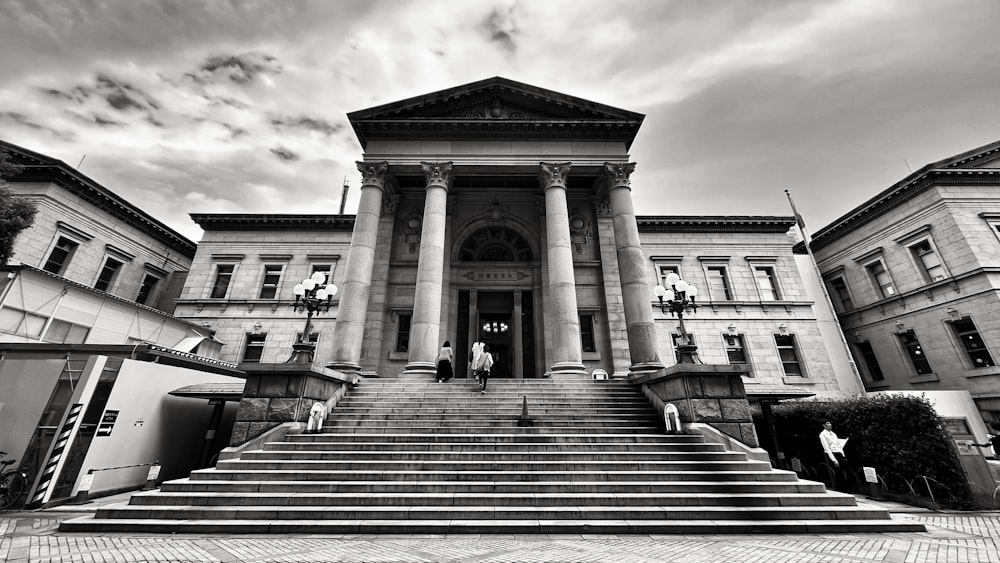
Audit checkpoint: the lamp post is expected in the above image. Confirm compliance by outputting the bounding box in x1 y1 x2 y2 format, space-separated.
287 271 338 363
653 272 701 364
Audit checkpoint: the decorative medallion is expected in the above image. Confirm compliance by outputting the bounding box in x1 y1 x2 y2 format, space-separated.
568 208 592 254
485 199 507 223
462 98 528 119
357 160 388 189
538 162 572 189
400 209 423 253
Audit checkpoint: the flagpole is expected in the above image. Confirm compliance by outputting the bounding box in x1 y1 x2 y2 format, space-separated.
785 189 866 397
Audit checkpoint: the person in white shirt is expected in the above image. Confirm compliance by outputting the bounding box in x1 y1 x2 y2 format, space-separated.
469 336 486 382
819 421 852 492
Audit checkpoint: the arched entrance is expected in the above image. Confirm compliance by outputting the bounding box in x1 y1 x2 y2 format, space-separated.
453 225 540 379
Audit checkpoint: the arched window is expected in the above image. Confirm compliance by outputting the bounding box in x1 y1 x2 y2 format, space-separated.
459 227 533 262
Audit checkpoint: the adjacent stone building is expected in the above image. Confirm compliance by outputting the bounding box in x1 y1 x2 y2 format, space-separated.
175 77 849 400
809 140 1000 422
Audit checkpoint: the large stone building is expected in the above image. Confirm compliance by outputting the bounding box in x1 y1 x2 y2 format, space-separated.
176 77 849 400
809 140 1000 423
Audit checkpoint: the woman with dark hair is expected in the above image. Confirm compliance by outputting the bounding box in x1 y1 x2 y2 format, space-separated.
436 340 454 383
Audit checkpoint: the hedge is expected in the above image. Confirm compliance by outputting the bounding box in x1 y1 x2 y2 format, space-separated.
764 394 974 510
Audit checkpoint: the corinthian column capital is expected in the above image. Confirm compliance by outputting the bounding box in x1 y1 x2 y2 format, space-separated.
420 161 454 190
356 161 388 189
603 162 637 189
538 162 572 190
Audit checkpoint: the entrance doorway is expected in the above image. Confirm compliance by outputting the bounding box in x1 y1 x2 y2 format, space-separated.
479 313 512 378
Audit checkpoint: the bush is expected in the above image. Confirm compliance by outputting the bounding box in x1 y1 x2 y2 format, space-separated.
766 394 974 510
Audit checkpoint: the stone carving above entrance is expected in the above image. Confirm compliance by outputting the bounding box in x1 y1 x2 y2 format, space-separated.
400 210 422 254
568 208 592 254
459 226 534 262
484 200 507 224
460 98 530 120
462 270 530 283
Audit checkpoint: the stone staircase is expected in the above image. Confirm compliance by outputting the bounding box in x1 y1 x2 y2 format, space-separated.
61 376 922 534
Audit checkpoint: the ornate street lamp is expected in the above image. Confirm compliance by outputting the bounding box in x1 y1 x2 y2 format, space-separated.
287 271 337 363
653 272 701 364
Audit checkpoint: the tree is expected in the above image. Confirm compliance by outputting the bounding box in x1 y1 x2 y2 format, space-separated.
0 149 38 264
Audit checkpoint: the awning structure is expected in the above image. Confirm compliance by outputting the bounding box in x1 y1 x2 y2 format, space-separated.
745 384 815 403
171 336 206 353
168 382 246 401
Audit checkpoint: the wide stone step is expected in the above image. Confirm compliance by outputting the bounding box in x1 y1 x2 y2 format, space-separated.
214 459 771 472
91 504 896 521
130 490 859 507
330 407 654 414
282 433 702 444
263 441 726 452
313 426 660 434
189 469 795 482
240 450 746 462
161 479 831 495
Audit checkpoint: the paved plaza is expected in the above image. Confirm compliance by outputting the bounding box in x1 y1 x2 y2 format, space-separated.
1 494 999 562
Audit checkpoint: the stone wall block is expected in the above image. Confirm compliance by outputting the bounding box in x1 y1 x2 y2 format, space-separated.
691 398 722 421
739 422 760 447
713 422 742 442
702 377 732 398
242 375 261 396
267 398 302 421
236 398 269 421
258 376 290 397
720 399 752 421
669 400 691 422
229 422 249 446
287 375 304 397
247 422 278 442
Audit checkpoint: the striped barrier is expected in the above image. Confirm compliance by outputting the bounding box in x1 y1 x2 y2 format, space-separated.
31 403 84 507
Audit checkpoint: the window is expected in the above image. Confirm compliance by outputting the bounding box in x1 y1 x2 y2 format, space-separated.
909 240 946 283
210 264 235 299
580 314 596 353
950 317 995 368
43 236 79 274
43 319 89 344
826 276 854 313
242 333 267 363
258 264 284 299
671 333 696 362
396 313 411 353
295 332 319 344
774 334 804 377
94 257 124 292
135 273 160 305
865 260 896 298
854 341 884 381
898 330 932 375
723 334 751 373
753 266 780 300
657 264 681 288
0 307 47 338
705 266 732 300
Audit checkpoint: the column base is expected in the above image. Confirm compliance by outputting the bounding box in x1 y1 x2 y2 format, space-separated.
628 361 665 380
548 361 587 376
324 361 362 377
401 361 436 378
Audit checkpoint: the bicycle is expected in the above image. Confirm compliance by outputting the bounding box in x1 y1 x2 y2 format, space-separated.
0 451 28 510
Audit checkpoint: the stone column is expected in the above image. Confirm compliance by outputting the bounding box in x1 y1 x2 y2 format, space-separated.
539 162 586 375
329 161 387 376
604 162 664 374
512 291 524 379
403 161 453 376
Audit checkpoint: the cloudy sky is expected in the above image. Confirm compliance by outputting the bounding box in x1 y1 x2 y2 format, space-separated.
2 0 999 242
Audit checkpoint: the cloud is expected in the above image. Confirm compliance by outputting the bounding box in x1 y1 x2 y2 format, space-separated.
186 51 283 85
271 115 343 136
482 5 519 53
270 145 299 162
0 111 76 140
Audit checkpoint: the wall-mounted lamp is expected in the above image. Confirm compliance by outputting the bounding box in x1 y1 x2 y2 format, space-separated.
727 323 738 336
777 323 789 336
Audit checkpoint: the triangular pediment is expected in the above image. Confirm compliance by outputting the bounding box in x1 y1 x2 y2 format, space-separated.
348 77 644 149
938 139 1000 169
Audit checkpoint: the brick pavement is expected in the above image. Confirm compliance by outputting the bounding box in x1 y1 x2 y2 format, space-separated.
1 502 999 562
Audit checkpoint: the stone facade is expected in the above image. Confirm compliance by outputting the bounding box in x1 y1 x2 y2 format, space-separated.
3 141 194 314
809 141 1000 421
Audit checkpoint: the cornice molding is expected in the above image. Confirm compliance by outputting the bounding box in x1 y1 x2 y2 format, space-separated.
190 214 356 231
637 216 796 233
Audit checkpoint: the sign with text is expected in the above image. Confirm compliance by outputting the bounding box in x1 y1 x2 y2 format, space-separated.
96 410 119 437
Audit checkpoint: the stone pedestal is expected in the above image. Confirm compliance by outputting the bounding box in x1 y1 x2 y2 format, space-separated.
630 364 759 447
231 363 358 445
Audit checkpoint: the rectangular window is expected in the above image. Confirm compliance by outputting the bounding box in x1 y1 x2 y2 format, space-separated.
580 314 596 353
657 264 680 288
242 333 267 363
723 334 750 373
898 330 932 375
135 273 160 305
210 264 235 299
774 334 804 377
910 240 946 283
827 276 854 313
258 264 284 299
43 319 90 344
311 264 332 287
396 313 411 353
0 307 47 338
43 236 79 275
94 257 124 292
866 260 896 298
855 340 885 381
295 331 319 344
951 317 995 368
753 266 780 300
705 266 732 300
